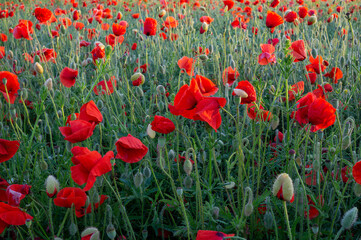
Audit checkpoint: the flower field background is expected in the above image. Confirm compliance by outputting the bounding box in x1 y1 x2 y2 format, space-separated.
0 0 361 239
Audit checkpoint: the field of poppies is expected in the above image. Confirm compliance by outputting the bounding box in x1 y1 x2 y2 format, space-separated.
0 0 361 239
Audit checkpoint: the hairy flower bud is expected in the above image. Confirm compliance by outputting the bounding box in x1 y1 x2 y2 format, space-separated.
134 171 144 188
106 223 116 239
45 175 59 198
34 62 44 74
44 78 53 91
341 207 358 230
272 173 294 202
147 124 156 138
183 159 193 176
81 227 100 240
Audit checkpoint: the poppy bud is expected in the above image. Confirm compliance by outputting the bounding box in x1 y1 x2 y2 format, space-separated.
142 229 148 239
168 149 176 160
66 141 73 152
156 85 166 95
183 159 193 176
200 6 206 11
54 238 63 240
264 211 273 229
143 166 151 179
199 54 208 61
158 9 166 18
34 55 41 63
81 227 100 240
40 160 48 170
135 86 144 97
176 187 183 196
44 78 53 91
183 176 193 188
212 206 220 219
131 72 145 86
244 202 254 217
147 124 156 138
105 45 112 57
157 100 164 111
69 223 78 236
134 171 144 188
341 207 358 230
117 12 123 20
34 62 43 74
272 173 294 202
233 89 249 98
200 22 209 34
87 58 93 65
8 50 13 60
45 175 59 198
308 15 317 25
106 224 116 239
342 135 351 150
353 183 361 197
311 224 319 234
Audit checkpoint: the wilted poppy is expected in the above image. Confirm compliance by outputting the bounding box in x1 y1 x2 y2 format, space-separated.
232 80 257 104
71 146 113 191
59 120 96 143
60 67 78 88
115 134 148 163
178 56 194 76
222 66 240 86
0 71 20 104
150 116 175 134
79 100 103 125
143 18 157 36
0 202 33 234
54 187 87 209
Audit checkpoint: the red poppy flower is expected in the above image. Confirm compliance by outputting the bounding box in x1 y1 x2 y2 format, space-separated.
247 103 273 121
285 81 304 101
112 23 126 36
6 184 31 206
74 22 85 31
285 11 297 22
192 75 218 97
80 40 90 47
298 6 308 18
352 161 361 185
0 47 4 60
34 8 52 23
93 76 116 95
200 16 214 24
163 16 179 28
105 34 124 47
324 67 343 84
54 187 87 209
71 147 113 191
266 11 283 29
60 67 78 88
0 178 9 202
305 195 322 219
79 100 103 125
0 33 8 42
175 154 194 164
133 64 148 73
306 55 327 74
307 72 317 84
0 71 20 104
0 202 33 234
115 134 148 163
75 195 108 218
144 18 157 36
258 44 276 65
289 40 306 62
308 98 336 132
294 93 317 126
232 80 257 104
25 48 57 63
59 17 72 29
196 230 235 240
178 56 194 76
270 0 280 8
222 66 240 86
151 116 175 134
132 13 140 19
59 120 96 143
66 113 79 126
91 43 105 63
13 20 34 40
73 10 80 21
223 0 235 10
131 43 137 50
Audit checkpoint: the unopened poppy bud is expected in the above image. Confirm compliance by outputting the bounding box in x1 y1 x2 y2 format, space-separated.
8 50 13 59
40 160 48 170
244 202 254 216
342 135 351 150
158 9 166 18
353 183 361 197
105 45 112 57
135 86 144 97
147 124 156 138
143 166 151 179
106 223 116 239
176 187 183 196
34 55 41 63
341 207 358 230
66 141 73 152
34 62 43 74
134 171 144 188
270 115 279 130
272 173 294 202
212 206 220 219
157 100 164 111
199 54 208 61
233 89 249 98
81 227 100 240
311 224 319 234
45 175 59 198
168 149 175 160
263 211 273 229
156 85 166 95
142 229 148 239
54 238 63 240
308 15 317 25
183 176 193 188
69 223 78 236
183 159 193 176
200 22 209 34
199 6 206 11
81 59 88 67
44 78 53 91
131 72 145 86
87 58 93 65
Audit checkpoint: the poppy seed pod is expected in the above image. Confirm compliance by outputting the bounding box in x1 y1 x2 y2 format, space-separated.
34 62 43 74
45 175 59 197
272 173 294 202
341 207 358 230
